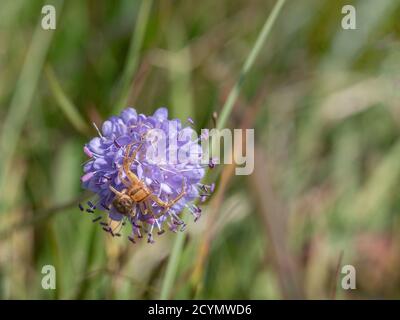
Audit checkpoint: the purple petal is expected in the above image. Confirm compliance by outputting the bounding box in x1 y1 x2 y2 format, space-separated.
121 108 138 124
88 137 104 154
102 120 113 137
115 134 131 147
84 146 93 157
153 107 168 121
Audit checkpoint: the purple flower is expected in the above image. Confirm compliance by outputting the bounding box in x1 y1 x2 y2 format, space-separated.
81 107 213 243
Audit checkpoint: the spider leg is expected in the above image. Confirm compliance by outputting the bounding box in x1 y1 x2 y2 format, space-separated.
144 199 159 219
149 194 168 207
123 143 143 185
129 205 137 218
139 201 148 216
109 185 127 197
145 200 165 235
128 141 144 163
118 166 131 187
149 179 186 210
146 198 174 219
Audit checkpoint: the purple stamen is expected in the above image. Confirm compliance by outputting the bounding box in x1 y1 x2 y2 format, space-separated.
208 158 215 169
84 146 93 158
81 171 95 183
210 183 215 193
87 201 95 208
128 236 136 243
92 216 102 223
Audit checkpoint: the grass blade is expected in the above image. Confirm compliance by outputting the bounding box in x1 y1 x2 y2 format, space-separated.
115 0 153 111
159 230 186 299
217 0 286 130
45 65 89 136
0 1 63 207
159 0 286 299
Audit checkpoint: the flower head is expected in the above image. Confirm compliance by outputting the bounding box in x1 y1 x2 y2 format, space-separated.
81 107 213 243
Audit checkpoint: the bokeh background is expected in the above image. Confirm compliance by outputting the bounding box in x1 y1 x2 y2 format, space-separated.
1 0 400 299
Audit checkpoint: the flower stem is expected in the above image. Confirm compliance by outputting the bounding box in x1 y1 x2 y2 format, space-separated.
159 0 286 299
115 0 153 112
217 0 286 131
160 228 186 299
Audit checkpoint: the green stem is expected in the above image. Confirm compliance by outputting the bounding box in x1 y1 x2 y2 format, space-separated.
159 0 286 299
160 229 186 299
115 0 153 112
217 0 286 131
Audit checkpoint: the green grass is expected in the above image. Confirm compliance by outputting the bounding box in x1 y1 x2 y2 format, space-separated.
1 0 400 299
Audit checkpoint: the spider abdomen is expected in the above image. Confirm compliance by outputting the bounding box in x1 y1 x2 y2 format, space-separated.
112 196 134 215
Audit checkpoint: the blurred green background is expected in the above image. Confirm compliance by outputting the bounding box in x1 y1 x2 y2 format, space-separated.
1 0 400 299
